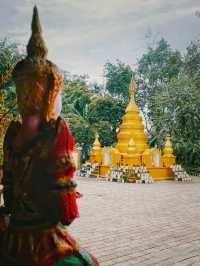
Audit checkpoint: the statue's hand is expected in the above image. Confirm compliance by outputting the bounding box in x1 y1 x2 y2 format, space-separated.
76 191 83 199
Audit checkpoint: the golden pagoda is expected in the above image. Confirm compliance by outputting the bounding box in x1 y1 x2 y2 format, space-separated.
89 79 176 180
116 79 148 154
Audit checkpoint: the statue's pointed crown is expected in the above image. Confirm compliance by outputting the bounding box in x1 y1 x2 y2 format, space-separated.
27 6 48 58
13 6 62 120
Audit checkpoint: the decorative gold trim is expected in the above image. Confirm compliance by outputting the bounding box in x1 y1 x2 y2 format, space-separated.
1 224 80 264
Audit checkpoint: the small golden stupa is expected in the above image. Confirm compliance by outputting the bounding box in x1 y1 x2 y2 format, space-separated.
89 132 102 162
162 134 176 167
89 79 176 180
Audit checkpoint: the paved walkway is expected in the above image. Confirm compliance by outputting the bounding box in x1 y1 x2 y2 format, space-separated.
69 178 200 266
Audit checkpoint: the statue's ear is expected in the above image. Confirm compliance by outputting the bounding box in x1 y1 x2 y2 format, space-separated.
45 69 62 122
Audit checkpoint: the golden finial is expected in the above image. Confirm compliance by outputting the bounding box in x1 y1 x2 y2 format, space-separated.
27 6 48 58
125 78 138 112
95 132 99 140
94 132 101 147
129 78 137 100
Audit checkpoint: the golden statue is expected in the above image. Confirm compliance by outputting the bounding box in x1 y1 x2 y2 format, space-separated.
0 6 99 266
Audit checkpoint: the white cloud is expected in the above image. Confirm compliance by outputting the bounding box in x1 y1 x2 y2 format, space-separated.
0 0 200 82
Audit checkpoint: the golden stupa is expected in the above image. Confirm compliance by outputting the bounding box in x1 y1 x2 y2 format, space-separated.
116 79 148 154
89 79 176 180
89 132 102 162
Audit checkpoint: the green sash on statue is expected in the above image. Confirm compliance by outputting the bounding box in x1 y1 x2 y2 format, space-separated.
51 249 96 266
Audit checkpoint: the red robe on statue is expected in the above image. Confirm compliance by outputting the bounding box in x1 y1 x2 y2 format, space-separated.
0 117 98 266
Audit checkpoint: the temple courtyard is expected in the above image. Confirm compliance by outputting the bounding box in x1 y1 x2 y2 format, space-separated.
69 177 200 266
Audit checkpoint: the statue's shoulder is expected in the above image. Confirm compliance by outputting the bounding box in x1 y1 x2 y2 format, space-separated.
56 117 74 150
56 117 72 138
53 116 68 131
58 116 68 127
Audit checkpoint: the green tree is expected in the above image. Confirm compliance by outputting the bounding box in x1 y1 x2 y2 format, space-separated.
104 60 133 102
136 38 200 173
0 38 22 113
66 112 94 162
88 96 124 127
61 77 93 161
88 96 125 145
89 82 106 96
94 121 114 147
150 76 200 172
137 38 183 86
137 38 183 122
184 40 200 83
62 77 126 161
62 78 92 118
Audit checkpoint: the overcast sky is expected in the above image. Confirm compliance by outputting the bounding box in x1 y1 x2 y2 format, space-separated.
0 0 200 83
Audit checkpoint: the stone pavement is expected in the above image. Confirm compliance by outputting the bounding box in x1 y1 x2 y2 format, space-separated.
69 178 200 266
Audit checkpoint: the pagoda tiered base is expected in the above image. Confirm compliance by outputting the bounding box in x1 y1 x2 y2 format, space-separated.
98 165 174 181
148 167 174 180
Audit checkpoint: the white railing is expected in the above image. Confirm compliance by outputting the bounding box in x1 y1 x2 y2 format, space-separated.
170 165 192 182
132 166 154 184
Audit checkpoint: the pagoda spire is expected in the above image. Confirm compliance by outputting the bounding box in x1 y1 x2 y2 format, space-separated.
27 6 48 58
125 78 138 113
93 132 100 147
129 78 137 101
